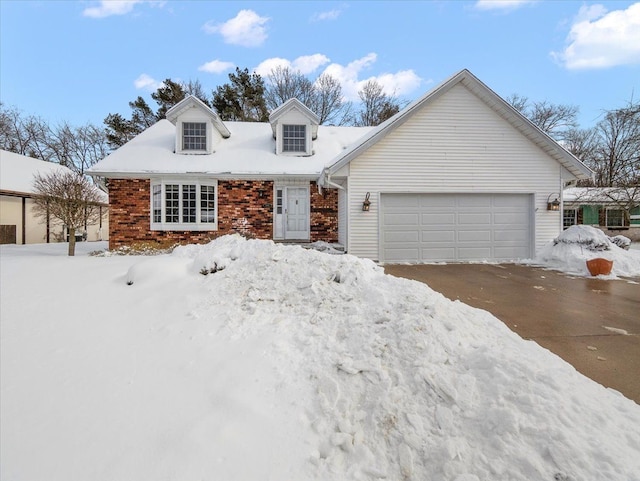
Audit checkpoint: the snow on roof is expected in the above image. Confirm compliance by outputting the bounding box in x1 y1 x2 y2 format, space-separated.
563 187 640 203
89 120 374 177
1 150 72 194
0 150 108 202
326 69 594 181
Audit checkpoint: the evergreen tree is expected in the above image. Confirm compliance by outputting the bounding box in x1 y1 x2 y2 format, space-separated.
212 67 268 122
151 79 186 119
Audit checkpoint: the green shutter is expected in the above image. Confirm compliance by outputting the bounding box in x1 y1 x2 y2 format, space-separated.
582 205 600 225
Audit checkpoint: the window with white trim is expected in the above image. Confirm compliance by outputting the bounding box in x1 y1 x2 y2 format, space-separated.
151 180 217 230
282 124 306 152
605 209 624 228
182 122 206 151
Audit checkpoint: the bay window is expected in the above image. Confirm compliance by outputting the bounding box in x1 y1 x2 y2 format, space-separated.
151 180 217 230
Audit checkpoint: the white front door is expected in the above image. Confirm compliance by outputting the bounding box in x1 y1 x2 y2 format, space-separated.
285 187 309 239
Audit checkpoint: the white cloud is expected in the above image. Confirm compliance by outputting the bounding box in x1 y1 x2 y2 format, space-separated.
82 0 165 18
311 8 343 21
255 53 423 101
254 54 330 77
552 3 640 70
365 70 423 97
134 74 163 91
198 60 235 74
293 54 331 74
203 10 269 47
474 0 536 11
254 58 291 77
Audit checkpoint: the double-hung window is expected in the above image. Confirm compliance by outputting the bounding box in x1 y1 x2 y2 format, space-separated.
605 209 624 228
563 209 577 229
282 124 306 153
151 180 217 230
182 122 207 151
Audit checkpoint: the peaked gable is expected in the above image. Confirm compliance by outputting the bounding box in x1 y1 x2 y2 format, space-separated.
166 95 231 139
269 98 319 140
325 69 593 181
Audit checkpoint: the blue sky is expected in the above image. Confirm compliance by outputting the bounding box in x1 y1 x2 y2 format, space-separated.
1 1 639 129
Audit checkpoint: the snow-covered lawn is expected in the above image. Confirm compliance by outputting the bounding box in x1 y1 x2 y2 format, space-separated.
1 235 640 481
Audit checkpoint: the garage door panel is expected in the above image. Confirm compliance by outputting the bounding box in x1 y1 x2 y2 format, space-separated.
385 231 419 242
383 213 420 225
421 247 457 261
458 196 491 207
494 212 527 225
421 213 456 224
420 196 456 207
385 248 420 262
458 230 491 242
459 213 491 224
385 195 420 208
458 247 493 259
421 230 455 242
494 229 528 241
381 193 532 263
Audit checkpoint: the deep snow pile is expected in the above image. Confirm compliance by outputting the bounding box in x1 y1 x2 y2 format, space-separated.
2 236 640 481
529 225 640 278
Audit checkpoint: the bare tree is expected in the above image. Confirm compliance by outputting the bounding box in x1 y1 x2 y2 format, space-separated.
354 79 402 127
590 100 640 187
506 95 579 142
0 104 53 160
312 73 349 125
265 66 315 111
1 104 109 172
183 79 212 107
32 170 105 256
265 66 349 125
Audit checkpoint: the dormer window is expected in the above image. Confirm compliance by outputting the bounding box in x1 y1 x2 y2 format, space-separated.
183 122 206 151
283 125 306 152
269 99 319 156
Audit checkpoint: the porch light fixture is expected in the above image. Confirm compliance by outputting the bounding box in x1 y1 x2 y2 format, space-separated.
547 193 560 211
362 192 371 211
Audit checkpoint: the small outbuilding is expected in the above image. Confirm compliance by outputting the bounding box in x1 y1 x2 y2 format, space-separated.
0 150 109 244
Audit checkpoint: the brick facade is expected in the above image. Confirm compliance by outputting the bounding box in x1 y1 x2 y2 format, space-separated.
108 178 338 249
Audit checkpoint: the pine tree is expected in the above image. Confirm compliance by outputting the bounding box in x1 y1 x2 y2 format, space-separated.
212 68 268 122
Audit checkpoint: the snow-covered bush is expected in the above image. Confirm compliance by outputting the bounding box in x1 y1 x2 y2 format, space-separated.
552 225 611 251
609 234 631 250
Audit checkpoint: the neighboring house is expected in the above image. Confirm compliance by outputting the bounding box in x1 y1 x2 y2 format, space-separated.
563 187 640 240
89 69 592 263
0 150 109 244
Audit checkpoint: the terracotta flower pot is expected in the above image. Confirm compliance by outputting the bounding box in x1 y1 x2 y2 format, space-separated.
586 258 614 276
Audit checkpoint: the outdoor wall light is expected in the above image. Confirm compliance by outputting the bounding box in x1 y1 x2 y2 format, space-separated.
362 192 371 211
547 193 561 211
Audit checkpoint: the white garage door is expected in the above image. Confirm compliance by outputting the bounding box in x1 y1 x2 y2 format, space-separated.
381 193 532 263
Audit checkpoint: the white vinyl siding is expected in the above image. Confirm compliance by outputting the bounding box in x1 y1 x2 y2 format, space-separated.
345 83 563 261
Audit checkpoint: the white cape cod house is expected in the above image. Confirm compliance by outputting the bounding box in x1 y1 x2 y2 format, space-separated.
89 69 592 262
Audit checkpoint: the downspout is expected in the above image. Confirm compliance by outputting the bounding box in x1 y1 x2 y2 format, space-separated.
319 168 345 191
21 196 26 245
46 201 50 243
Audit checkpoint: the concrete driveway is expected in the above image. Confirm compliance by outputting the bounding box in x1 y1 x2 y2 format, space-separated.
384 263 640 404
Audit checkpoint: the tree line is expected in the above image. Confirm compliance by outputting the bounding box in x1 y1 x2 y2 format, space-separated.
2 66 638 190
